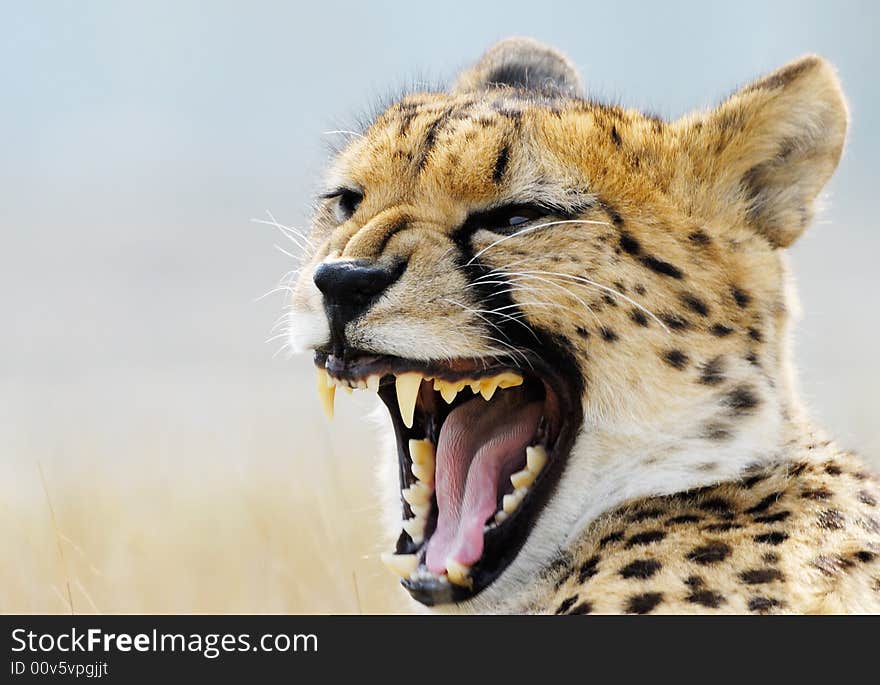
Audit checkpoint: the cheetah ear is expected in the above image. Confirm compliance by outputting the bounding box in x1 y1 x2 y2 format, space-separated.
685 56 848 248
452 37 584 97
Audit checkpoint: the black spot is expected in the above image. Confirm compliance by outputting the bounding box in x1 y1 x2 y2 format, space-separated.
699 356 725 386
634 284 647 296
599 531 625 547
554 595 579 614
742 473 768 489
626 530 667 548
740 568 784 584
702 422 733 441
687 541 732 565
663 349 689 370
699 497 734 513
578 555 600 583
763 552 780 564
492 144 510 183
745 351 760 366
620 559 662 579
858 490 877 507
625 592 664 614
686 589 725 608
754 511 791 524
824 463 843 476
746 492 782 515
748 596 782 613
755 531 789 545
576 326 590 339
681 293 710 316
710 323 734 337
802 487 833 500
416 106 455 171
629 309 649 326
599 326 618 342
854 550 876 563
568 601 593 614
640 255 684 279
688 230 712 245
620 233 641 255
747 327 763 342
684 575 704 588
817 508 845 530
602 293 617 307
666 514 701 525
723 386 760 414
660 313 691 331
629 507 664 522
732 287 751 308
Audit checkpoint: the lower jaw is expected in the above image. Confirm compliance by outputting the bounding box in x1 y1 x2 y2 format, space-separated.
315 350 581 605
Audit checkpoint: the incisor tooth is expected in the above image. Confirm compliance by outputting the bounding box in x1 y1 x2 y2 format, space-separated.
380 553 419 578
408 439 435 467
445 559 473 588
402 481 432 506
396 373 422 428
480 379 498 401
526 445 548 472
510 468 535 489
402 517 425 543
434 379 461 404
316 368 335 420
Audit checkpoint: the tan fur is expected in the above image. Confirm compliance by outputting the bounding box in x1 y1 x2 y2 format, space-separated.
290 38 878 613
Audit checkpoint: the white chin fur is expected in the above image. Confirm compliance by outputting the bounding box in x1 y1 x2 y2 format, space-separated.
286 310 330 353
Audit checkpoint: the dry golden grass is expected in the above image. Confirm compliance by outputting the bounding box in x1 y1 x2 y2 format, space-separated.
1 370 409 614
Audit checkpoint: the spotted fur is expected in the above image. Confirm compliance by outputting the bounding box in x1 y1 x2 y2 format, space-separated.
288 38 877 613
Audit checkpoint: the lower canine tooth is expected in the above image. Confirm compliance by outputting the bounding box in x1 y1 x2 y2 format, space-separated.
402 518 425 544
380 553 419 578
395 373 422 429
316 368 336 420
526 445 548 472
445 559 473 588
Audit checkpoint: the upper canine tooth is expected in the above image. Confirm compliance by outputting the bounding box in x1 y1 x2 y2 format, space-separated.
402 518 425 544
510 468 535 489
395 373 422 428
380 553 419 578
366 374 381 392
316 368 336 420
526 445 548 473
445 559 473 588
408 439 435 467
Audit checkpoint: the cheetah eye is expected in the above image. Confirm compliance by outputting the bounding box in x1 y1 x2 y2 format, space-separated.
466 204 548 234
324 188 364 223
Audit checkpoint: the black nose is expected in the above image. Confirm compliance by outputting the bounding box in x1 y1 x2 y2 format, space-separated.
314 260 406 355
313 260 404 307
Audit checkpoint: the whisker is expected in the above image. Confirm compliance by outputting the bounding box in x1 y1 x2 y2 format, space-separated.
466 219 610 266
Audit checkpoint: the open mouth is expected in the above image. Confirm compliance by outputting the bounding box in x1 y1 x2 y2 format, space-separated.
313 350 580 605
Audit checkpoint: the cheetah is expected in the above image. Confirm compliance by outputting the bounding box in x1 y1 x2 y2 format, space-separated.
286 37 879 613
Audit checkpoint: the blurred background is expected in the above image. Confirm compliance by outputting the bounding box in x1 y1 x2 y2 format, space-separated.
2 1 877 613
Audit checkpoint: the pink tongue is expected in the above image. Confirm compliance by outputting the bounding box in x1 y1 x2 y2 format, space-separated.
425 390 542 574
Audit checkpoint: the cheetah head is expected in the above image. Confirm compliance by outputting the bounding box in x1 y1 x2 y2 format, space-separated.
286 38 847 608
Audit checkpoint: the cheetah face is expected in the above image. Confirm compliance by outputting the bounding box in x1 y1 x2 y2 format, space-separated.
288 39 846 606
